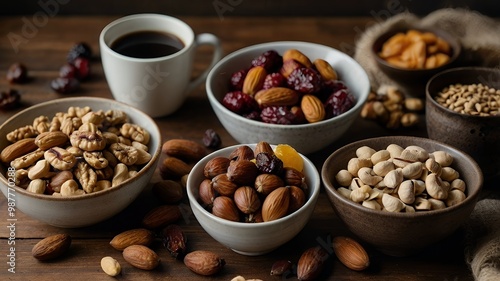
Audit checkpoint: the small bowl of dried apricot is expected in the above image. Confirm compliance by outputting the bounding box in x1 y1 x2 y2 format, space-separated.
372 28 461 96
321 136 482 257
186 141 320 256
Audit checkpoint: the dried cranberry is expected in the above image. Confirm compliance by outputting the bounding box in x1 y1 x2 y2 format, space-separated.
317 80 348 101
59 63 78 79
50 77 80 94
286 67 322 94
260 106 303 125
251 50 282 72
243 110 261 121
221 91 259 114
73 57 91 80
255 152 283 174
202 129 222 149
6 63 28 84
324 89 356 118
263 73 285 89
229 69 247 91
67 42 92 62
0 89 21 110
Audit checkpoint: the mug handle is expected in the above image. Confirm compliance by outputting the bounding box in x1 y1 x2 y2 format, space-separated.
186 33 223 93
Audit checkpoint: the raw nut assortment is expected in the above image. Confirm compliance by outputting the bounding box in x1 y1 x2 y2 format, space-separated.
222 49 356 124
434 83 500 116
378 29 452 69
198 141 308 223
360 86 424 129
334 144 467 212
1 106 152 196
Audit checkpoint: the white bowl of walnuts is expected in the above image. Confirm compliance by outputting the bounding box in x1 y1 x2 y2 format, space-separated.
186 142 320 255
0 97 161 228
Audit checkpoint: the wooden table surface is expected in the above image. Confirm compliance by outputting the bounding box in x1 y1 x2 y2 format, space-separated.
0 16 479 280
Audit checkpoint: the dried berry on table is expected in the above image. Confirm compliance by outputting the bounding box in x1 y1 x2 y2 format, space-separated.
72 57 91 80
202 129 222 149
50 77 80 94
67 42 93 62
0 89 21 110
6 63 29 84
162 224 187 259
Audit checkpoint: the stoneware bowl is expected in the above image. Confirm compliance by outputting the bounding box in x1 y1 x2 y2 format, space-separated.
372 27 461 97
0 97 161 228
426 67 500 181
206 41 370 155
321 136 482 257
186 143 321 256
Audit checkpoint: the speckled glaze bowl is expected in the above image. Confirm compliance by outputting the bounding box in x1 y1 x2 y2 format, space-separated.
186 143 320 256
206 41 370 155
372 27 461 97
426 67 500 181
0 97 161 228
321 136 482 257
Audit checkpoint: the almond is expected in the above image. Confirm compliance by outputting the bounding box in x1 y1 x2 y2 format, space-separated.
283 49 312 68
142 205 182 229
1 138 38 163
122 245 160 270
109 228 155 251
261 186 290 222
242 66 267 96
162 139 207 162
254 87 300 108
159 156 192 179
184 250 225 276
297 246 328 280
32 233 71 261
332 236 370 271
34 131 69 150
152 180 184 204
301 94 325 123
313 58 337 81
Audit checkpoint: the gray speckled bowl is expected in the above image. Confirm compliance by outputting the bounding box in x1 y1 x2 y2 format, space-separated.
426 67 500 180
206 41 370 155
321 136 482 257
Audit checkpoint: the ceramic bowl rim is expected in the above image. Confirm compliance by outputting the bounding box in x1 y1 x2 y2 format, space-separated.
0 96 162 202
371 27 462 73
321 136 483 218
186 143 321 228
426 66 500 119
206 40 371 129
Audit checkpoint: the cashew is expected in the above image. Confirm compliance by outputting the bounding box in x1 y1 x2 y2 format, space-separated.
112 163 129 186
445 189 466 207
431 151 453 167
425 158 442 175
451 178 466 192
440 167 459 182
358 167 383 186
382 194 405 212
335 169 353 187
337 187 352 199
425 173 448 200
386 143 404 158
428 198 446 210
28 159 52 180
355 145 376 159
398 180 416 204
362 200 382 210
384 168 403 188
27 179 46 194
414 197 432 211
60 179 85 196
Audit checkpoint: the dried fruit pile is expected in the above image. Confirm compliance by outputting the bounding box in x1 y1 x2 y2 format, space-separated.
198 141 308 222
222 49 356 124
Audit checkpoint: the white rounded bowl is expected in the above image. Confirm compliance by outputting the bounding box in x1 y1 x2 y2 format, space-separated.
186 143 320 255
206 41 370 155
0 97 161 228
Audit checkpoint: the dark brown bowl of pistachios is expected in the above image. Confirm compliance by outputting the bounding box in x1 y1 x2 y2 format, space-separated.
426 67 500 181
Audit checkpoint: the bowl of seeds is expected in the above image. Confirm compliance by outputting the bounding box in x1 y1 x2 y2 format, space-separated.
426 67 500 181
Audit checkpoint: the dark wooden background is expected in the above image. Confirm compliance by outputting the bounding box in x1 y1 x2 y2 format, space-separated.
2 0 500 17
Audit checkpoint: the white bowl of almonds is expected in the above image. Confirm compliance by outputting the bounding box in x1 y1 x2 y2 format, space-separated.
321 136 482 257
0 97 161 228
186 142 320 256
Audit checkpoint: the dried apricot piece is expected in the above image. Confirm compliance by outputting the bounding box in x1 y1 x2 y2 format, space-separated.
274 144 303 172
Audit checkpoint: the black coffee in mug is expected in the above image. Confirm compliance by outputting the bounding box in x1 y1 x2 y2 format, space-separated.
110 31 184 58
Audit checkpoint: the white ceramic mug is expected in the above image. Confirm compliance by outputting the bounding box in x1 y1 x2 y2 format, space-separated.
100 14 222 117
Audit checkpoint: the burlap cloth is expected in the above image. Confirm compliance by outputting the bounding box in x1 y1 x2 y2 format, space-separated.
353 8 500 281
